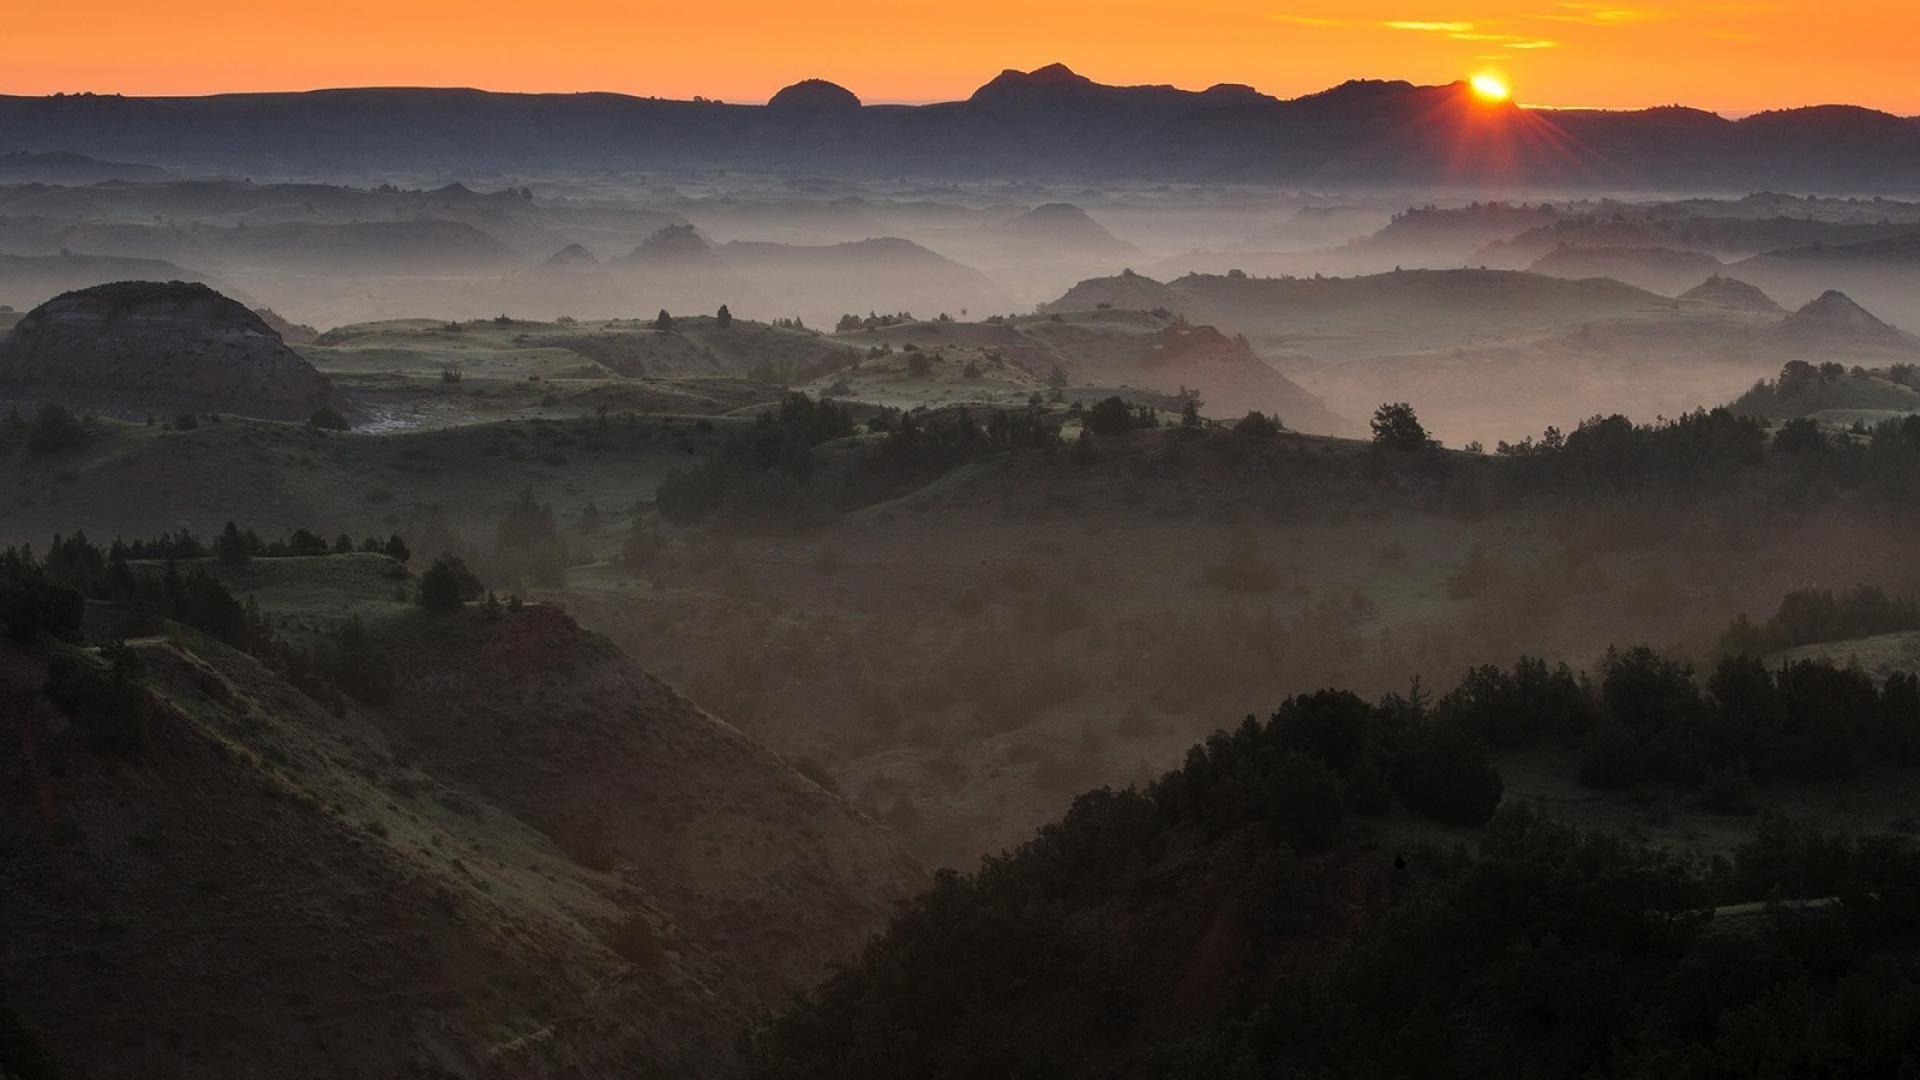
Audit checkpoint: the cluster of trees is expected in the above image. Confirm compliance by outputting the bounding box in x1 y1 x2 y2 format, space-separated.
417 554 485 614
1491 407 1768 482
3 530 412 721
655 394 857 522
1482 404 1920 499
43 640 148 757
656 394 1062 525
1731 359 1890 419
1079 396 1160 437
834 311 915 332
1147 812 1920 1080
197 523 412 564
751 704 1920 1080
1 545 85 643
1581 647 1920 791
1 403 88 455
1418 643 1920 794
1720 584 1920 656
1231 410 1281 437
1161 680 1505 849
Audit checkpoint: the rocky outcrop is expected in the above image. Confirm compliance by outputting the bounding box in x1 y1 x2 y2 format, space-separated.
0 280 342 421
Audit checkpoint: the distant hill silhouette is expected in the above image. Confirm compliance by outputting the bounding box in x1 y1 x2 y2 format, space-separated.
1528 245 1725 296
0 149 174 184
1758 290 1920 359
1680 274 1785 315
8 67 1920 188
0 252 227 311
1000 203 1135 255
540 242 600 269
769 78 861 111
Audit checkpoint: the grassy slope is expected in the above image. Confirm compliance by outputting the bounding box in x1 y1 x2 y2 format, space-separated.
299 314 839 431
1 633 731 1078
3 558 924 1077
834 310 1349 433
0 412 729 553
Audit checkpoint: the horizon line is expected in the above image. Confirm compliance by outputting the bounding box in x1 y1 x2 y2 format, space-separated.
6 71 1909 121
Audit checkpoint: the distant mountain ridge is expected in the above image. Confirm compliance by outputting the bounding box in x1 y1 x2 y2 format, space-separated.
7 67 1920 188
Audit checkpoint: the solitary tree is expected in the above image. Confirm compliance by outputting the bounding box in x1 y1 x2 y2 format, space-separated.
653 309 675 332
418 555 482 614
1370 402 1433 452
215 522 251 566
26 402 86 454
716 304 733 328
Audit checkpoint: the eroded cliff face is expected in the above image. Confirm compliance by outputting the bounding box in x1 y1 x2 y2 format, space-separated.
0 280 342 421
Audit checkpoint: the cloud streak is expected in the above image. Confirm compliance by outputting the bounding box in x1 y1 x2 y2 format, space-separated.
1376 18 1559 48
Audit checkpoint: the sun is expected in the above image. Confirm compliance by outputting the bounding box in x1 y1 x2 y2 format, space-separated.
1469 73 1512 103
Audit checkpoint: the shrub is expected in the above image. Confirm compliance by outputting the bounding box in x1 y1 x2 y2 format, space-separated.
308 406 350 431
44 642 147 757
0 547 86 643
173 411 200 431
1086 396 1152 436
1070 428 1096 464
1390 723 1503 825
418 555 483 613
26 403 86 454
1267 752 1346 852
1272 689 1375 773
215 522 251 565
1369 401 1433 451
1233 411 1281 437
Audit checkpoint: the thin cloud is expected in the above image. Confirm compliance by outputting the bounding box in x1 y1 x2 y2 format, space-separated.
1524 3 1661 24
1383 20 1477 32
1507 38 1561 48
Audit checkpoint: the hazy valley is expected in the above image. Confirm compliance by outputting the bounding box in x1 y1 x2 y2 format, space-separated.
6 57 1920 1080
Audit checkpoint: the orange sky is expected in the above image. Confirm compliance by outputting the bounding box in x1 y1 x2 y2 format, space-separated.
7 0 1919 115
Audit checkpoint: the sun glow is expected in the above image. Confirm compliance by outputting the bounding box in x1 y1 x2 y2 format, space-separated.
1470 72 1512 103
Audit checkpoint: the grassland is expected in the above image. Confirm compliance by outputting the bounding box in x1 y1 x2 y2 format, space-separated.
0 411 730 554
